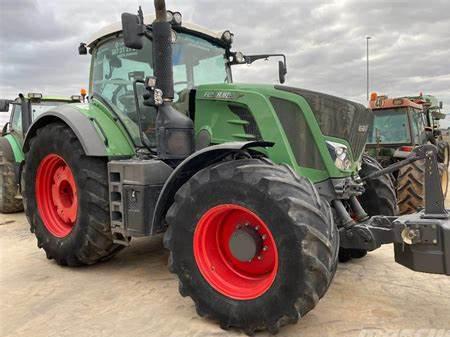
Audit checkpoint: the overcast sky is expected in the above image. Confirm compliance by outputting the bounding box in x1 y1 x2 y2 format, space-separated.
1 0 449 125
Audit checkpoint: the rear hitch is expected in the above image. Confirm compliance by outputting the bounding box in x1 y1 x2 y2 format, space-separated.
340 144 450 275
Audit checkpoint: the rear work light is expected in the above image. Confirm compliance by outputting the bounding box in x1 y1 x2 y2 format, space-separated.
28 93 43 99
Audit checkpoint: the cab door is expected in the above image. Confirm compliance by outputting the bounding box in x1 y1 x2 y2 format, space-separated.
9 103 24 145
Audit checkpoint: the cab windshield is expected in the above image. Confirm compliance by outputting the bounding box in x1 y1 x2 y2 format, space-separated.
91 33 230 145
367 108 411 144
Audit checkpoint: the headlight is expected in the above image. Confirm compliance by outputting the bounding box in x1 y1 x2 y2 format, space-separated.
326 141 352 170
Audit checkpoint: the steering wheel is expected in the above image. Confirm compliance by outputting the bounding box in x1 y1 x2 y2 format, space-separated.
110 79 131 106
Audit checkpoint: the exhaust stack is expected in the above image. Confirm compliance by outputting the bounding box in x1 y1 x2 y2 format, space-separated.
152 0 174 100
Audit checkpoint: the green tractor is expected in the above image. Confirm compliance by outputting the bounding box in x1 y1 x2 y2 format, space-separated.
365 93 449 214
0 93 82 213
21 1 450 334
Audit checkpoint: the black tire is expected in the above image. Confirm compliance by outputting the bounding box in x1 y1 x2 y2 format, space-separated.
437 141 449 166
339 154 397 262
397 160 448 215
359 154 398 216
164 159 339 334
23 122 123 266
0 138 23 213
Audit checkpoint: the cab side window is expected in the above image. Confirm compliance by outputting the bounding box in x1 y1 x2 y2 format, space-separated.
410 110 421 145
10 104 23 134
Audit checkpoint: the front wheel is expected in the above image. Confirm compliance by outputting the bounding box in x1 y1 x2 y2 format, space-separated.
164 159 339 334
23 122 123 266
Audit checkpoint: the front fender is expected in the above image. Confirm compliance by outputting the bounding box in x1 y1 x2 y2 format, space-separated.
151 141 273 234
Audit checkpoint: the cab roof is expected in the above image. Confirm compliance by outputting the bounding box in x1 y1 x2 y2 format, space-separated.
13 95 79 103
86 15 225 48
369 96 423 111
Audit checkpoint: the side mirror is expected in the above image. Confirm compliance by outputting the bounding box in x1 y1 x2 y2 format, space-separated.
78 43 87 55
122 12 144 49
1 122 10 136
278 61 287 84
439 101 443 109
0 99 11 112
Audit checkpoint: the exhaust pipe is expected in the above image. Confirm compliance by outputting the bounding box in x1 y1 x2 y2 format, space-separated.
152 0 174 100
152 0 194 160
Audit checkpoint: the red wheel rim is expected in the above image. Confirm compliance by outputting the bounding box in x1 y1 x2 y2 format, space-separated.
35 154 78 238
193 204 278 300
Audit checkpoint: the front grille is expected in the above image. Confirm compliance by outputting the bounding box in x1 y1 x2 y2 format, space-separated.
275 86 373 160
270 97 325 170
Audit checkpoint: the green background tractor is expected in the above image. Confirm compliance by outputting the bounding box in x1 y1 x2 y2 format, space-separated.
20 0 450 334
365 93 449 214
0 93 82 213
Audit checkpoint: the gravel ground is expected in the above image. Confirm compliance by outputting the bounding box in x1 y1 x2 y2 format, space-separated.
1 203 449 337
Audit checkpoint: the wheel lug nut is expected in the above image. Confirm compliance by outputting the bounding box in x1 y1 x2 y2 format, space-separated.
261 234 267 240
257 256 262 260
262 246 268 251
255 226 260 231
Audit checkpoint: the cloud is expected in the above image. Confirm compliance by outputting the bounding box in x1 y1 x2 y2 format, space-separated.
0 0 449 126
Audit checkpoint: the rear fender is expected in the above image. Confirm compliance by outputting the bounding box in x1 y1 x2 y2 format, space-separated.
24 106 108 156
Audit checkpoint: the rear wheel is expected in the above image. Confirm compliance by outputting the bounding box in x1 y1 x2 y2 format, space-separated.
0 138 23 213
397 160 448 215
164 159 339 334
23 123 123 266
339 154 397 262
359 154 398 216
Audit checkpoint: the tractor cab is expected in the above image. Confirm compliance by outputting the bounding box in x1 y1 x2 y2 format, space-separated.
1 93 82 144
82 14 287 149
0 93 82 213
366 92 448 168
366 93 432 167
409 93 446 137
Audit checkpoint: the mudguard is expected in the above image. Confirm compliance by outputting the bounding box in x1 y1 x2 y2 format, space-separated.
150 141 274 234
23 105 108 157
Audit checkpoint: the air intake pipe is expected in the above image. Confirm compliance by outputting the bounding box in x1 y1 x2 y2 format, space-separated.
152 0 194 161
153 0 174 100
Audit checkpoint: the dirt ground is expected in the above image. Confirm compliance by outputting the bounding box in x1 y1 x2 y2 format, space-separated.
1 204 450 337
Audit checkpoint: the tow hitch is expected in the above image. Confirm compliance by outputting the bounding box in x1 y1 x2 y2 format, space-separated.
340 144 450 275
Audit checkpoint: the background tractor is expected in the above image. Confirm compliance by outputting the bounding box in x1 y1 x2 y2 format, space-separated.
0 93 82 213
366 93 449 214
21 0 450 334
